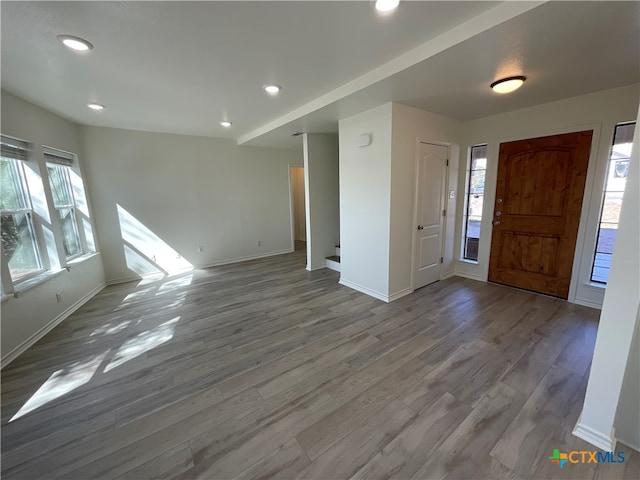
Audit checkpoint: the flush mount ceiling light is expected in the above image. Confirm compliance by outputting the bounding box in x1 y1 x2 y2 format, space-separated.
57 34 93 52
375 0 400 13
87 103 105 110
263 84 281 95
490 76 527 94
220 121 232 128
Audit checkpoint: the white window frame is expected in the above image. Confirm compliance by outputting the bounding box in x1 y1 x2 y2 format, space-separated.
461 144 487 262
46 160 84 261
1 137 46 286
590 122 635 284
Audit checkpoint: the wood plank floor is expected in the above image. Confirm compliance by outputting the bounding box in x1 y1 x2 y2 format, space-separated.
2 249 638 479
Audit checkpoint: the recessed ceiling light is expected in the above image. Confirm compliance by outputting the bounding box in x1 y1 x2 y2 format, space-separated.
87 103 105 111
57 35 93 52
220 121 232 128
263 84 281 95
375 0 400 13
490 76 526 94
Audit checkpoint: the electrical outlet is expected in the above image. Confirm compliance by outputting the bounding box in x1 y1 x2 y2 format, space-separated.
56 293 62 303
257 240 262 247
198 245 205 253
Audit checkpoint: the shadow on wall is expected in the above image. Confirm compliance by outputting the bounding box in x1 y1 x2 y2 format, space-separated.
116 204 192 278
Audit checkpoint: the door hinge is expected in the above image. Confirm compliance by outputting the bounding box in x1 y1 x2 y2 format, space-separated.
442 209 446 217
440 257 443 264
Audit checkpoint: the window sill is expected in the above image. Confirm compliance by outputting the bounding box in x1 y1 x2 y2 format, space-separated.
584 281 606 290
458 259 479 265
9 252 100 299
12 268 67 298
67 252 100 267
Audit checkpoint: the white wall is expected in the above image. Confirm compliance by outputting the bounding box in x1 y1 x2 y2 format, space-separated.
303 133 339 270
290 167 306 242
339 104 393 300
615 307 640 450
79 126 302 283
574 101 640 451
390 103 461 298
1 91 106 366
456 84 640 307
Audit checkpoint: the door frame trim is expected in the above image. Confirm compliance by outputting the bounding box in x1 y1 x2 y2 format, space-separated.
411 138 450 291
478 122 603 304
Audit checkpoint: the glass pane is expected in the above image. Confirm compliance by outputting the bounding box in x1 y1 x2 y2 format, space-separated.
47 164 73 207
591 122 635 284
57 208 81 257
591 252 611 284
612 160 629 179
0 158 27 210
468 194 484 217
471 157 487 171
470 170 485 194
595 227 617 255
1 213 41 280
614 123 635 145
601 192 624 225
471 145 487 164
466 217 482 240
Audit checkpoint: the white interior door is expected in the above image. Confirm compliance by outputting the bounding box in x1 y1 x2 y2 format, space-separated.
414 142 447 289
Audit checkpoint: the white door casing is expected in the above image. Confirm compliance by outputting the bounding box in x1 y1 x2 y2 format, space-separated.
414 142 448 289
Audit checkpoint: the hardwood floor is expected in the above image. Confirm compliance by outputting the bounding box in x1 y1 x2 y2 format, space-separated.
1 249 638 479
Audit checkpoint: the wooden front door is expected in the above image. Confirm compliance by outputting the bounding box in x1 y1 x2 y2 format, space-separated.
488 131 592 298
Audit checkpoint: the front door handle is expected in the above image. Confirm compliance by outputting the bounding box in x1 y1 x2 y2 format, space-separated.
417 225 424 230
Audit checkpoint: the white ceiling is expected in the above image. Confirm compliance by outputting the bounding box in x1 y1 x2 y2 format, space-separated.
2 1 639 150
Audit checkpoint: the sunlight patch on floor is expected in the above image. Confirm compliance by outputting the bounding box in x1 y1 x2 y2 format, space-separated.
10 351 108 422
104 316 179 372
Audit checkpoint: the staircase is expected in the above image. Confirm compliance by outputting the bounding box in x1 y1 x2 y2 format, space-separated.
326 245 340 272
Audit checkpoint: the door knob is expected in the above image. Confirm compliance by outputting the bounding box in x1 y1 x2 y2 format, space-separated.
417 225 424 230
493 220 501 226
495 211 502 217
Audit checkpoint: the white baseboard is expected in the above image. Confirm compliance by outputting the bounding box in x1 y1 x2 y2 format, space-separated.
200 249 293 269
306 263 327 271
573 418 617 451
339 278 388 303
106 275 142 286
388 287 413 302
573 296 604 310
107 249 294 286
441 270 455 280
453 271 484 282
1 282 106 369
617 439 640 453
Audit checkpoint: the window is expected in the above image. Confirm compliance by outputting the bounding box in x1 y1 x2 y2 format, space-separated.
0 137 43 281
45 150 82 259
463 145 487 261
591 122 635 284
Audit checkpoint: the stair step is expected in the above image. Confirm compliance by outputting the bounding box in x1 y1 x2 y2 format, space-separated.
326 255 341 273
